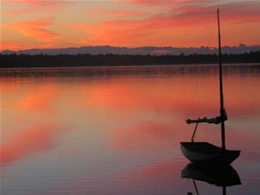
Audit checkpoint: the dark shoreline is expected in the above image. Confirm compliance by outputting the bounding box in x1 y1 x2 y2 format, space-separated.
1 51 260 69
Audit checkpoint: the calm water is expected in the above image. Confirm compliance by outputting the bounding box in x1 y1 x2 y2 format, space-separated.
1 64 260 195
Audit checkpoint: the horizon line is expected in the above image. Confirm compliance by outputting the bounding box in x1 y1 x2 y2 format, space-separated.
1 43 260 53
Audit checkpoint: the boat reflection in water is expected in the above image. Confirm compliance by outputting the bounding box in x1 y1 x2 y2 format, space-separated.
181 163 241 195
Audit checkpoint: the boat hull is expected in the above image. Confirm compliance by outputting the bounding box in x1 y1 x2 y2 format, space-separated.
180 142 240 165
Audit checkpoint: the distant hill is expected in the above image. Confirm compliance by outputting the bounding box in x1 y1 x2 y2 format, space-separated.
1 44 260 55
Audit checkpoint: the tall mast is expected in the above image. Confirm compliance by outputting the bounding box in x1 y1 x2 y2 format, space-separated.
217 9 226 150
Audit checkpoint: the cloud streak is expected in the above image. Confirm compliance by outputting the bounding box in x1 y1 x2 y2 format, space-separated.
1 0 259 50
6 17 59 43
72 1 260 47
4 0 72 16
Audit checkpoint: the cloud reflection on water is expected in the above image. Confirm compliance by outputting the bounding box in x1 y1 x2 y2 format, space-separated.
15 84 57 114
1 65 260 195
0 124 64 166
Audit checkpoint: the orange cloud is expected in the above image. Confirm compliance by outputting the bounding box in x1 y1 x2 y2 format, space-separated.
72 1 260 47
1 1 260 50
69 13 207 47
6 18 59 42
73 17 173 46
0 43 20 51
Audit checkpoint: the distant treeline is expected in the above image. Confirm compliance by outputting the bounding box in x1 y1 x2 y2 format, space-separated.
1 50 260 68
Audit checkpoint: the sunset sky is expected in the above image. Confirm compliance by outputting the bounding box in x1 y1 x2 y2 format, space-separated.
1 0 260 51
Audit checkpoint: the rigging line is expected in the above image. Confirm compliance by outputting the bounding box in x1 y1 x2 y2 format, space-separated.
206 20 215 48
205 0 220 49
186 73 201 119
187 6 218 119
207 2 219 48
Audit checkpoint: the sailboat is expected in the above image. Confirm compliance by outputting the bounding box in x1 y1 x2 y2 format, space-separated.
180 9 240 165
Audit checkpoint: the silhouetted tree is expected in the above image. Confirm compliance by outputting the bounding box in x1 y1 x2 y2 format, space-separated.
1 50 259 68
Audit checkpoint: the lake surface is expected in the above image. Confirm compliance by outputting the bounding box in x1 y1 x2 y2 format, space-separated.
1 64 260 195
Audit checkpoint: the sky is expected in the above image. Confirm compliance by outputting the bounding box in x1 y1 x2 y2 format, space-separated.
1 0 260 51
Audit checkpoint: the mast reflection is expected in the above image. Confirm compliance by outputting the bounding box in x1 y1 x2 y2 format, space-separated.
181 163 241 195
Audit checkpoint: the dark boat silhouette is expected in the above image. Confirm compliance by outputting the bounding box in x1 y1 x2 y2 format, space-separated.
180 9 240 166
181 163 241 187
181 163 241 195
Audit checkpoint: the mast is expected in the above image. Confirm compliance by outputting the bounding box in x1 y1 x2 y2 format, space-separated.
217 9 226 150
